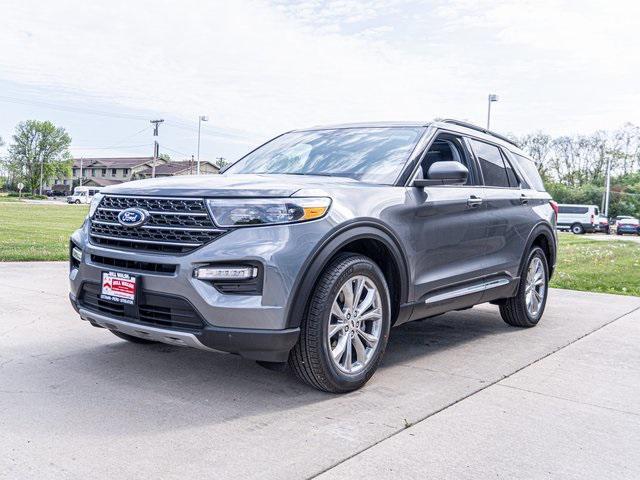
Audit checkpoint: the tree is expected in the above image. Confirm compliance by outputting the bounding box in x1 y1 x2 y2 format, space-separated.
214 157 228 170
6 120 72 194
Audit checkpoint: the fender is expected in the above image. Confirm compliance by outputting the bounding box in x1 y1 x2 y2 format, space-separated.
284 220 411 329
519 222 557 279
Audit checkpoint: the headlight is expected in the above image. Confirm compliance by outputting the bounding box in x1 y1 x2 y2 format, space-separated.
206 197 331 227
88 193 103 218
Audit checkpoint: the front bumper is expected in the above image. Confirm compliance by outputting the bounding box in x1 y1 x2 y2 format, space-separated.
70 296 299 361
69 217 332 359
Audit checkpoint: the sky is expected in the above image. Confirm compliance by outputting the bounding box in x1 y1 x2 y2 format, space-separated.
1 0 639 162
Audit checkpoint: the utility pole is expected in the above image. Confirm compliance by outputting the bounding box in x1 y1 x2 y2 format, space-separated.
197 115 208 175
79 157 84 187
487 94 499 129
150 119 164 178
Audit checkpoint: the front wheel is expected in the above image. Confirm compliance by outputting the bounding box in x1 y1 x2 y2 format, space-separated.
500 247 549 328
289 253 391 393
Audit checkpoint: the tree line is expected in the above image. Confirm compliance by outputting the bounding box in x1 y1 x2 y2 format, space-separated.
512 123 640 218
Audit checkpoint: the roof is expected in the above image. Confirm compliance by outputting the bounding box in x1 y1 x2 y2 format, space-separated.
72 157 155 169
82 177 123 187
139 160 219 176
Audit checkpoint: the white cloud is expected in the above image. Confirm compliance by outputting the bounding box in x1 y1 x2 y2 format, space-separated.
1 0 639 149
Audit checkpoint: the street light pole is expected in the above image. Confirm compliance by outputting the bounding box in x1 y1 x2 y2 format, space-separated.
197 115 208 175
487 94 499 129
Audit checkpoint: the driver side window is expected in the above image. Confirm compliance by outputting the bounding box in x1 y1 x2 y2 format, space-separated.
419 134 475 185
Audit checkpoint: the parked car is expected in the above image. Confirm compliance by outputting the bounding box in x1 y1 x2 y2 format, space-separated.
67 186 102 204
556 204 599 234
615 217 640 235
597 215 610 234
69 119 557 392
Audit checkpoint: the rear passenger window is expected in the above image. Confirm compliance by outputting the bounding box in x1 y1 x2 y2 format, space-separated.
470 139 516 188
510 152 546 191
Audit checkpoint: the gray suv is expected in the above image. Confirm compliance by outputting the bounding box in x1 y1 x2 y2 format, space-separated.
69 119 557 392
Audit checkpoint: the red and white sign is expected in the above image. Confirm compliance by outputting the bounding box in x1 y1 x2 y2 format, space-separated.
101 271 136 304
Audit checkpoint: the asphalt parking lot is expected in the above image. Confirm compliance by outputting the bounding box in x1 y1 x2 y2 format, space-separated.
1 262 639 479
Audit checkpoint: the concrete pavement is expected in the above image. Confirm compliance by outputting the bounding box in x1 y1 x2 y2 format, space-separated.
1 262 639 479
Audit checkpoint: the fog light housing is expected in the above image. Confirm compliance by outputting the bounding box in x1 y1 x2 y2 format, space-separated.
193 265 258 280
71 247 83 263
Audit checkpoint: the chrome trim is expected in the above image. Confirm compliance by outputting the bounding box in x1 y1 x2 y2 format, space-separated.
425 278 510 304
102 194 204 200
89 233 201 247
79 308 224 352
91 219 222 232
97 207 208 217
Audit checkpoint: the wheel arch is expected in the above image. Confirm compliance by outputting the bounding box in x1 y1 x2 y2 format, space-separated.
285 220 410 329
521 222 557 279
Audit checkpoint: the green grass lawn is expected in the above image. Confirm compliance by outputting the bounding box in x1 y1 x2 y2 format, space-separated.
0 198 88 261
551 233 640 296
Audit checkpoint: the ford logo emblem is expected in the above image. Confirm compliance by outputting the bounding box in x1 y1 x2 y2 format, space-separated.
117 208 149 227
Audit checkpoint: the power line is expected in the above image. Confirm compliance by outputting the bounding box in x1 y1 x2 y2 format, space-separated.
0 94 255 141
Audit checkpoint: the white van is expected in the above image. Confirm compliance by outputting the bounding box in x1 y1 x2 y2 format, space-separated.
557 204 599 234
67 186 102 204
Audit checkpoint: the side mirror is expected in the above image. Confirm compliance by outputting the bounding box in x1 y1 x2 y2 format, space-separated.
413 161 468 187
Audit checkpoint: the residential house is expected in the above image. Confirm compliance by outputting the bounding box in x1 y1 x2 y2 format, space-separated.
49 157 219 191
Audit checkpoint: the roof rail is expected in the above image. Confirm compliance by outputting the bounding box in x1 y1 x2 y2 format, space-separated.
439 119 519 148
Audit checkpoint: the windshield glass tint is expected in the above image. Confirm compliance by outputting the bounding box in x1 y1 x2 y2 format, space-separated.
225 127 425 184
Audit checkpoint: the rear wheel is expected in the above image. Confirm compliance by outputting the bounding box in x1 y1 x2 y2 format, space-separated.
110 330 158 344
570 223 584 234
289 253 391 393
500 247 549 328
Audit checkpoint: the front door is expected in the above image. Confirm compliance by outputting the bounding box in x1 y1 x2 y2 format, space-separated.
404 132 490 319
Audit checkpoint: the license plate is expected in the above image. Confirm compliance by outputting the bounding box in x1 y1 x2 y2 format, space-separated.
101 271 137 305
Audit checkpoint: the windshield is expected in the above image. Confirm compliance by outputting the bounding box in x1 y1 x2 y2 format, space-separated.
225 127 425 185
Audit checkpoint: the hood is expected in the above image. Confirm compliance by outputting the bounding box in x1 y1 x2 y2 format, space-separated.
101 173 362 197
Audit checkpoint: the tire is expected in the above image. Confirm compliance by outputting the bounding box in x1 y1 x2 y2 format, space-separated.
289 253 391 393
110 330 158 344
499 247 549 328
570 223 584 234
75 200 81 204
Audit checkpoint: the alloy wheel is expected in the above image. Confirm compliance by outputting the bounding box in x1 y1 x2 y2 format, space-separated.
525 256 546 317
327 275 383 374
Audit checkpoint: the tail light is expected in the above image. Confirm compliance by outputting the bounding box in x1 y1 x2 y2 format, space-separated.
549 200 559 221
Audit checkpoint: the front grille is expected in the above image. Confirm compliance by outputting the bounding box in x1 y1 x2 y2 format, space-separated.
79 283 204 331
90 195 226 253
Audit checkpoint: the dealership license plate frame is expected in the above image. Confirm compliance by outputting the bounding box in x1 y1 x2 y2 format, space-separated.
100 271 138 305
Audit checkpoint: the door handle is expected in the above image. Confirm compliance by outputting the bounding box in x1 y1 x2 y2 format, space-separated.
467 196 483 208
520 194 529 205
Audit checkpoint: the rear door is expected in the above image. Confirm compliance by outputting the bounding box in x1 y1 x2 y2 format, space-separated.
468 139 530 282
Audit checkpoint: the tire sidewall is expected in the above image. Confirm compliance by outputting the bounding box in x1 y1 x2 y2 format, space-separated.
571 224 583 234
318 258 391 391
519 247 549 324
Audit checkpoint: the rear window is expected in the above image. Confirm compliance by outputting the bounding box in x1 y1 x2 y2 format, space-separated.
558 206 589 214
511 152 545 191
